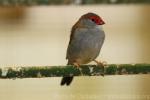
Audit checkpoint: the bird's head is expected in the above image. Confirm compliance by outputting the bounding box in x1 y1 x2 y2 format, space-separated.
79 12 105 27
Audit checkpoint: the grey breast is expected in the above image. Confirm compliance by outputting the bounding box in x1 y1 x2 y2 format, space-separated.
67 27 105 64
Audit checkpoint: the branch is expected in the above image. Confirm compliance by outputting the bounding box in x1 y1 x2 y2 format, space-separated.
0 64 150 79
0 0 149 6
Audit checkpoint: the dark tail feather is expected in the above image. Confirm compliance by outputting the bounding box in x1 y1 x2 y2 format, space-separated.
60 76 73 86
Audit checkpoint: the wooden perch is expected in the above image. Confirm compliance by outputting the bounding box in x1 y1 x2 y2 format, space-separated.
0 64 150 79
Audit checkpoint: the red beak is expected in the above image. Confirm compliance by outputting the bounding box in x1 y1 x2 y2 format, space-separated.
98 20 105 25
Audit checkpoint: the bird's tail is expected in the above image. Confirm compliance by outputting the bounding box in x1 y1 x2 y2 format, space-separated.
60 62 74 86
60 76 73 86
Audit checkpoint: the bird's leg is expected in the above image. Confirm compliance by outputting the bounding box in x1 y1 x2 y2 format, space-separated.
73 62 83 76
73 62 80 68
94 60 107 76
94 60 107 67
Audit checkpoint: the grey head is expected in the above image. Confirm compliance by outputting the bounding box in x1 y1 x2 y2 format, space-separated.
78 12 105 28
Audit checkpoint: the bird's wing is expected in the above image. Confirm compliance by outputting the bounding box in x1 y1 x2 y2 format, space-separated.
66 23 77 60
69 21 80 45
66 20 84 59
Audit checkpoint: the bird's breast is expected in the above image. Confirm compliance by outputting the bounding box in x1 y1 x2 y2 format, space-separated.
74 28 104 45
70 27 105 63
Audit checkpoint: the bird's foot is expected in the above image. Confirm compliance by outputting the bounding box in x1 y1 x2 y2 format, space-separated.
94 60 107 76
73 62 83 76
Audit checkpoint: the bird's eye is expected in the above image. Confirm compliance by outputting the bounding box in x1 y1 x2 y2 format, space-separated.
91 18 95 22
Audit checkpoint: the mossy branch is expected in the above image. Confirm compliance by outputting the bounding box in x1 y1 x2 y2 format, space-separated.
0 64 150 79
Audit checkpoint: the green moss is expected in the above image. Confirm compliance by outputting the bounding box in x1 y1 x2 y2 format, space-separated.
135 64 150 74
0 64 150 79
0 69 2 77
105 64 117 75
7 68 22 78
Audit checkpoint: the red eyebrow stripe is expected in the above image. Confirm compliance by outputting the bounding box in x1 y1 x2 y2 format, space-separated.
90 16 100 23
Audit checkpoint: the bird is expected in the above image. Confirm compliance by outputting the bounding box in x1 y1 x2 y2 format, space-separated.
60 12 105 86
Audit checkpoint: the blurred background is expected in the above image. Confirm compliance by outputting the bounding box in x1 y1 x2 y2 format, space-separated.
0 0 150 100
